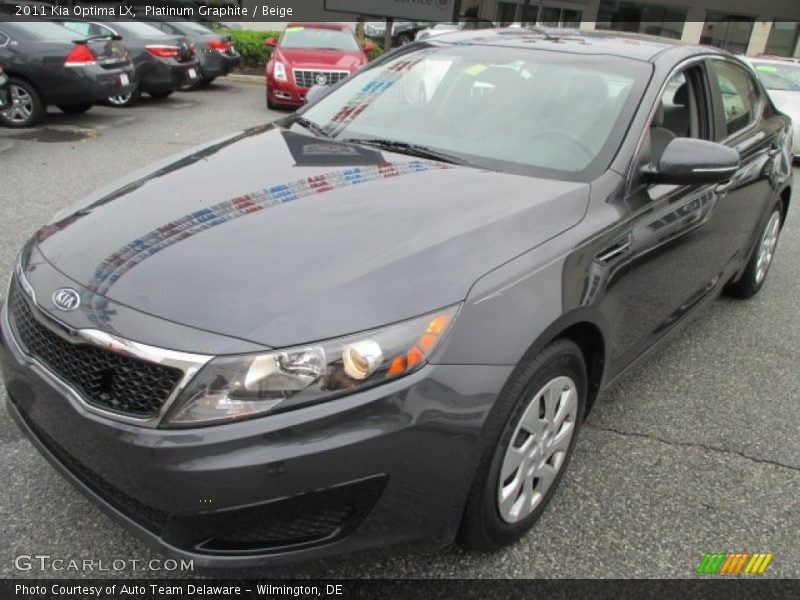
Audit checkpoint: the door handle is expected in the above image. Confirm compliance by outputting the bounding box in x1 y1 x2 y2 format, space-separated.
596 235 632 263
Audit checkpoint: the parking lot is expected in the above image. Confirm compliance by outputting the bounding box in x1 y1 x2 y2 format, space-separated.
0 79 798 579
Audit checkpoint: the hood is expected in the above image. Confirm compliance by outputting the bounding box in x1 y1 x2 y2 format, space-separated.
34 127 589 348
276 47 365 70
767 89 800 119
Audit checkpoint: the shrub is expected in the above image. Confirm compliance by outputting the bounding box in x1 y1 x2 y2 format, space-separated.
366 40 384 62
222 29 281 69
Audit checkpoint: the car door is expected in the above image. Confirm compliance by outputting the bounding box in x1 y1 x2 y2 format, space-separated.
598 62 735 376
705 57 783 260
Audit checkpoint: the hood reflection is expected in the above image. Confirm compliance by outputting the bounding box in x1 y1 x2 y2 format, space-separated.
87 160 452 297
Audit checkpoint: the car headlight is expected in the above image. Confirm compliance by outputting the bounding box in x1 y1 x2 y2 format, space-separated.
163 305 459 427
273 61 287 82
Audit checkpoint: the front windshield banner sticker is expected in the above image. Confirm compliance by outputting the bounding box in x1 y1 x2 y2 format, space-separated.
321 49 438 139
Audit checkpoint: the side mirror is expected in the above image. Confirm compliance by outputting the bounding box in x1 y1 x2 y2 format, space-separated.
644 138 740 185
305 84 330 105
362 40 375 52
264 37 277 47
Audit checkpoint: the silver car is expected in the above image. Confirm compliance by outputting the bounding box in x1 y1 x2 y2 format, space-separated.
744 56 800 159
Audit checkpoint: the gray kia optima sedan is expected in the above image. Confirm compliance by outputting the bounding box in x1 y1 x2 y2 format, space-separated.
0 29 793 567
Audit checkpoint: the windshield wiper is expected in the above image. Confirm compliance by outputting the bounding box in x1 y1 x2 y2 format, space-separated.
339 138 470 166
290 115 330 138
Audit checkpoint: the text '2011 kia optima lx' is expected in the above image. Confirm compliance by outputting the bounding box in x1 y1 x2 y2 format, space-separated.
0 29 793 567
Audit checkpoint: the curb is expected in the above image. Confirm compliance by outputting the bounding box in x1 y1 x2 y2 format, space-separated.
222 73 265 85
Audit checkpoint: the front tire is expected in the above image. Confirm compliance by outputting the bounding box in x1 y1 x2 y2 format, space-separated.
0 78 44 128
460 339 587 551
725 205 783 299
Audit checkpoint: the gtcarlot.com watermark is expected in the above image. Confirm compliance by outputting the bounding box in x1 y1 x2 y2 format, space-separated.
14 554 194 572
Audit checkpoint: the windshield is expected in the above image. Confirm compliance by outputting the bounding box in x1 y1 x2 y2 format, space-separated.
2 22 80 40
297 44 650 180
751 61 800 92
109 21 169 38
280 26 359 52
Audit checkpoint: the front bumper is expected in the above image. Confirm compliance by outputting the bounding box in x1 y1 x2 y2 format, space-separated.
0 288 511 567
266 75 307 107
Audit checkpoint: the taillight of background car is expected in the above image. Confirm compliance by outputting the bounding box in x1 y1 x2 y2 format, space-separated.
207 39 231 53
145 45 180 59
64 44 97 67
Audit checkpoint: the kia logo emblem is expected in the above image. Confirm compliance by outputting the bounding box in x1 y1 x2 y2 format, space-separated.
52 288 81 312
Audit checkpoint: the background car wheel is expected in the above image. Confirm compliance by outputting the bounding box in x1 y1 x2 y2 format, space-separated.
199 77 216 88
56 103 93 115
148 90 174 100
266 87 277 110
725 205 783 299
460 339 587 551
107 89 140 108
0 78 44 128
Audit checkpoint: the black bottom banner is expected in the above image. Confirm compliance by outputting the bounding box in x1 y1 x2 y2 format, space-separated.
3 579 800 600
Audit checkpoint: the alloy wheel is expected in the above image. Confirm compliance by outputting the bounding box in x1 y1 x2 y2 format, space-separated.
755 211 781 284
3 84 33 124
108 93 133 106
497 375 578 523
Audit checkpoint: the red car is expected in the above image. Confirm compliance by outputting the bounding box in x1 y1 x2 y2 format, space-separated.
265 23 374 109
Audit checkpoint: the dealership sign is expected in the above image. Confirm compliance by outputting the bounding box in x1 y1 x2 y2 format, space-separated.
324 0 458 21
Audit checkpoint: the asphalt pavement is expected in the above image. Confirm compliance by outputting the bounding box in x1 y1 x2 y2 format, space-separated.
0 79 798 579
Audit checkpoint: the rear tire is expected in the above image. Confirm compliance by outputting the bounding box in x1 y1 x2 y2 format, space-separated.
725 205 783 299
57 103 93 115
199 77 216 87
148 90 174 100
460 339 587 551
0 78 44 128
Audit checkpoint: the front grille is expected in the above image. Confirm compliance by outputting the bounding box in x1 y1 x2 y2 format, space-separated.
7 279 183 418
293 69 349 88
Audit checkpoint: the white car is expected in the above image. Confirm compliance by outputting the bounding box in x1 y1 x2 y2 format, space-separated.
416 19 495 41
744 56 800 159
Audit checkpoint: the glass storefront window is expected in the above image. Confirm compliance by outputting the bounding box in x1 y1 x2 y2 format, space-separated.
596 1 687 40
496 2 582 28
765 21 800 57
700 13 755 55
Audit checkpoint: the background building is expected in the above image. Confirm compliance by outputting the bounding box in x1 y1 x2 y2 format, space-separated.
474 0 800 56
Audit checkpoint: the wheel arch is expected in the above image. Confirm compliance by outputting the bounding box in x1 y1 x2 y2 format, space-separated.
496 309 610 420
1 71 42 98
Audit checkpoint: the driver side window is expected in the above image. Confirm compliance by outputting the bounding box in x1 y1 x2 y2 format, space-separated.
646 67 709 165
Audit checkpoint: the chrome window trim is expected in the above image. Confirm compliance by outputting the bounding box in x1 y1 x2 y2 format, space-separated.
7 262 213 429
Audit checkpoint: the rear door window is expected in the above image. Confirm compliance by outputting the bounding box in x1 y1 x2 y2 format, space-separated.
709 60 761 138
